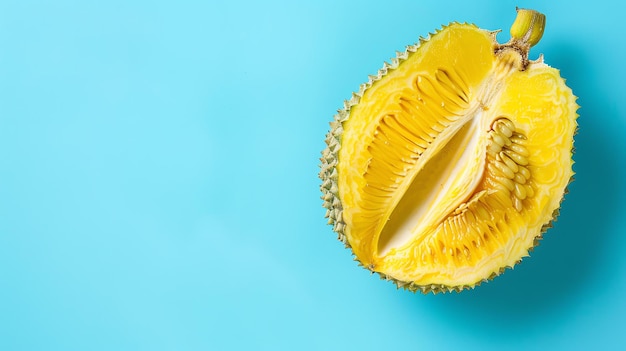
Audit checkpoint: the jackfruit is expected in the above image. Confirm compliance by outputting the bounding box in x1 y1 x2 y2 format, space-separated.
319 9 577 293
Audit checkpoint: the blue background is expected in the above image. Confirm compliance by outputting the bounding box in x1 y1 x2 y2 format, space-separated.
1 1 624 350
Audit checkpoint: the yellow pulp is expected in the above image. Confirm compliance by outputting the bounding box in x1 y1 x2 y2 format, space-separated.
337 24 577 287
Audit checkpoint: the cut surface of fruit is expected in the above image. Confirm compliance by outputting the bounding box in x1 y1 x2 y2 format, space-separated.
319 9 578 292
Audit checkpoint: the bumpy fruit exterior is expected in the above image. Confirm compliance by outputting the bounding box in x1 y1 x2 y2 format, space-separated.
319 9 578 293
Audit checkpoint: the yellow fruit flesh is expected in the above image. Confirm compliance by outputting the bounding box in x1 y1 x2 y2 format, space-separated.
336 24 577 287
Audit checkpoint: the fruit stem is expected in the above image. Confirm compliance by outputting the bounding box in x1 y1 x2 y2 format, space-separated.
496 8 546 70
510 8 546 48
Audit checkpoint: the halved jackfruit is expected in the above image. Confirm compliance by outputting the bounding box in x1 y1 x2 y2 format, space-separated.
319 9 577 293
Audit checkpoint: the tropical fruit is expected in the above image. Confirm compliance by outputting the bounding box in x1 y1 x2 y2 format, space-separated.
319 9 577 293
